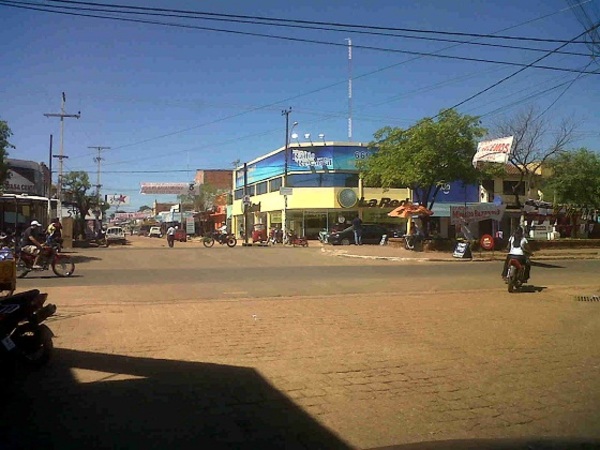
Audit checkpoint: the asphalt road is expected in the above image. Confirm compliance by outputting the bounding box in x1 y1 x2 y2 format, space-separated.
16 245 600 302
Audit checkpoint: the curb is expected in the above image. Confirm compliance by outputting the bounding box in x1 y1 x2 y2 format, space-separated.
320 247 600 262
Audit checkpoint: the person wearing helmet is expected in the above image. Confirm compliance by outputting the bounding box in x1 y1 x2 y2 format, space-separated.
20 220 44 269
501 226 531 282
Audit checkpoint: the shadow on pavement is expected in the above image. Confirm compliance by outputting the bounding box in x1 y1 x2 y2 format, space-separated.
531 261 565 269
513 285 546 293
68 254 103 264
0 348 350 450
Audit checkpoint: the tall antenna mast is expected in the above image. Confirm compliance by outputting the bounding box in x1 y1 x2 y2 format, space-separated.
346 37 353 141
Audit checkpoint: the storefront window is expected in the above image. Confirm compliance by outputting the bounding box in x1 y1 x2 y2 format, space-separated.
270 177 282 192
287 173 358 187
256 181 268 195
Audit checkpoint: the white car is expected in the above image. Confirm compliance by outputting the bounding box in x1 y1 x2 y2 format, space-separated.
148 226 162 238
105 226 126 246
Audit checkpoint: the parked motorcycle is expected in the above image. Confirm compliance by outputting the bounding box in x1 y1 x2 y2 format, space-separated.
506 255 532 293
16 243 75 278
284 232 309 248
0 289 56 387
267 228 284 246
403 234 422 251
203 232 237 248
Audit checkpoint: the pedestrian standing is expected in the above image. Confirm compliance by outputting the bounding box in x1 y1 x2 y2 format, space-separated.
352 215 363 245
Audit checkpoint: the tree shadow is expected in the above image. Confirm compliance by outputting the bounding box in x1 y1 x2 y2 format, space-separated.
0 349 350 450
68 254 103 264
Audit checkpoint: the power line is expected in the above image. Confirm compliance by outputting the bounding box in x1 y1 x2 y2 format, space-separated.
2 0 593 57
0 1 597 76
44 0 593 44
448 24 598 111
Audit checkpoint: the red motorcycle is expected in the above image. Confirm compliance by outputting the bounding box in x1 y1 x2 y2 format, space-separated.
16 244 75 278
284 231 308 248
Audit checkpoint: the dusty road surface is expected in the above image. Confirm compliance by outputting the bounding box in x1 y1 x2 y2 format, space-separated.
2 237 600 449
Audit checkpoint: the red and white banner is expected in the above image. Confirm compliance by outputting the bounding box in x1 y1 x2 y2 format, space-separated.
140 182 200 195
450 204 506 225
472 136 513 167
114 211 153 220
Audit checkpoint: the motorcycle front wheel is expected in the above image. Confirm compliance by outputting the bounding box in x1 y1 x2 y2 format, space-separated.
52 258 75 277
203 237 215 248
14 323 53 368
226 237 237 248
16 257 30 278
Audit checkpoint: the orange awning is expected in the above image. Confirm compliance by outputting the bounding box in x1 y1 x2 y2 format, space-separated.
388 203 434 218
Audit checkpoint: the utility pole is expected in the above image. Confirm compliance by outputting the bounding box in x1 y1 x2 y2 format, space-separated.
44 92 80 220
47 134 53 222
346 37 353 141
281 107 293 233
88 146 110 200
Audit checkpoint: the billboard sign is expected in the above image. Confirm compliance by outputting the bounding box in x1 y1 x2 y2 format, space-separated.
472 136 514 167
105 194 130 206
140 182 201 195
235 145 374 188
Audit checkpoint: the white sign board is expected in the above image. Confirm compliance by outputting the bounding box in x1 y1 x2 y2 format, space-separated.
279 187 293 196
450 204 507 225
472 136 513 167
4 171 36 194
105 194 131 206
140 182 201 195
242 195 251 206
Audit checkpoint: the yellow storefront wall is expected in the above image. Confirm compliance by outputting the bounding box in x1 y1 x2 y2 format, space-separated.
232 187 411 236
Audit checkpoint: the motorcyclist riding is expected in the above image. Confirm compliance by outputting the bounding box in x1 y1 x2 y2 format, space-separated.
19 220 44 269
501 226 531 282
45 217 62 247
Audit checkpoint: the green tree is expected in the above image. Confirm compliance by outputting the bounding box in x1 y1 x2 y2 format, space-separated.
62 171 101 238
177 183 223 211
359 109 487 210
0 119 14 188
138 205 152 212
546 148 600 208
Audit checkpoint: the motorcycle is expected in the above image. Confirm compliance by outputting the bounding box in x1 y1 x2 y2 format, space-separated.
284 232 308 248
0 289 57 387
267 228 284 246
403 234 422 251
203 232 237 248
167 234 175 248
506 255 532 293
16 243 75 278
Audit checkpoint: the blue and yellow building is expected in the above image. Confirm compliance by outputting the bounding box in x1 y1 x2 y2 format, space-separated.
232 142 410 238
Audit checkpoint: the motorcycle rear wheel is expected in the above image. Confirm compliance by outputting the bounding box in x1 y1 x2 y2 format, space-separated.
52 258 75 277
203 237 215 248
14 324 53 368
507 267 516 293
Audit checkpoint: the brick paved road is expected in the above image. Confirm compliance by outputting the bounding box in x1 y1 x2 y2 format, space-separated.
2 241 599 449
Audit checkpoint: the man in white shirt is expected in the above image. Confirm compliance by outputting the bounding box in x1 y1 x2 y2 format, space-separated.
501 227 531 281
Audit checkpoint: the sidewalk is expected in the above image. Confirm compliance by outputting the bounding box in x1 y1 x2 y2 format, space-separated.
319 242 600 262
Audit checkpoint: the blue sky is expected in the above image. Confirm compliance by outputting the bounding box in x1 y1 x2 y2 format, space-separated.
1 0 599 211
